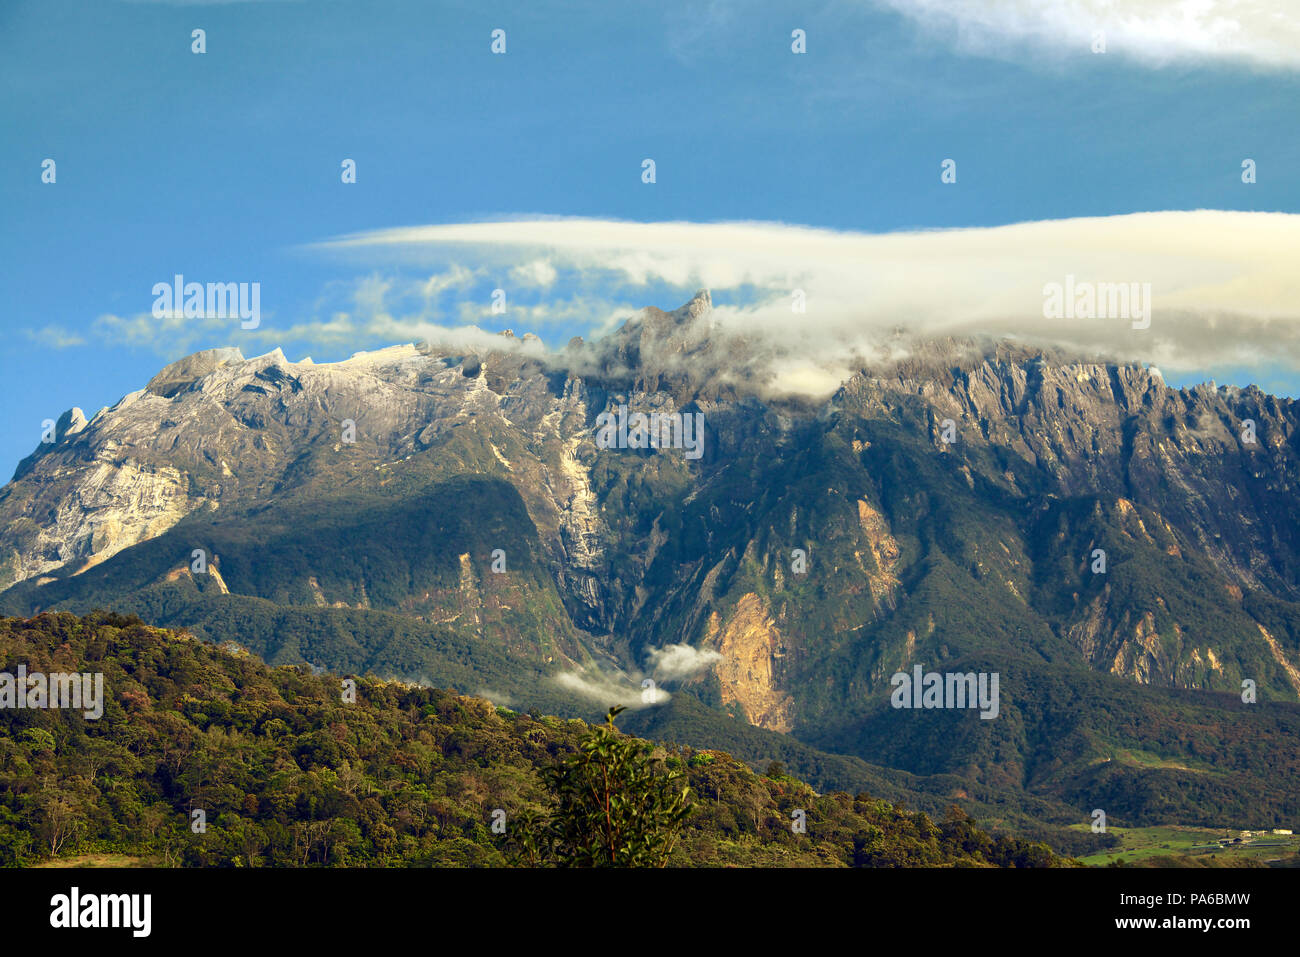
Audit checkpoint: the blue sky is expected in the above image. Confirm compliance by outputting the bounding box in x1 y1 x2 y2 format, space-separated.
3 0 1300 479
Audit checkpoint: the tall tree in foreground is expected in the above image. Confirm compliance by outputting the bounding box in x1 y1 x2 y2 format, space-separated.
516 706 691 867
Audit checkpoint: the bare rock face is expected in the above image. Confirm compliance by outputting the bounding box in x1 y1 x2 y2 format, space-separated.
27 460 202 580
706 593 794 732
842 341 1300 600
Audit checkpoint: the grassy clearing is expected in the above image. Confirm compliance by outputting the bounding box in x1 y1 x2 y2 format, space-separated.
1073 824 1300 867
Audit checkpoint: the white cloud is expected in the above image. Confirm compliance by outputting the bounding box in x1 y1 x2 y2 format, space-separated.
873 0 1300 69
422 264 480 300
552 642 721 709
91 310 244 353
317 210 1300 383
50 211 1300 387
509 258 559 289
646 644 723 681
554 665 669 709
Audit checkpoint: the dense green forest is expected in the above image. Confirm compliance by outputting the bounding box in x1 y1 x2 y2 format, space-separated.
0 611 1065 867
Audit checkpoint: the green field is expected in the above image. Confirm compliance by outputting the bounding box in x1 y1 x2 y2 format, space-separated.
1074 824 1300 867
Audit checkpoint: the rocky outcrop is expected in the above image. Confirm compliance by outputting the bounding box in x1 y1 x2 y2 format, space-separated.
1256 623 1300 698
145 347 244 398
855 498 901 604
6 458 202 585
846 343 1300 600
707 593 794 733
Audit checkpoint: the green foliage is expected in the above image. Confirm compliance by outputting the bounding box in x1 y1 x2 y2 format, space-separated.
0 611 1066 868
514 707 691 867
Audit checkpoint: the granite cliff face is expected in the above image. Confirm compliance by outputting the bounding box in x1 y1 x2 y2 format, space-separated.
843 345 1300 599
3 292 1299 755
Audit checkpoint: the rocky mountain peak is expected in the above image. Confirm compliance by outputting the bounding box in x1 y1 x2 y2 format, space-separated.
146 347 245 398
676 288 712 321
57 406 88 438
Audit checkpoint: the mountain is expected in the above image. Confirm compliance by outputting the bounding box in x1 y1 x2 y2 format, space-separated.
3 291 1300 849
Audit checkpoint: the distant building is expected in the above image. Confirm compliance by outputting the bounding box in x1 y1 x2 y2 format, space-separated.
1272 829 1293 836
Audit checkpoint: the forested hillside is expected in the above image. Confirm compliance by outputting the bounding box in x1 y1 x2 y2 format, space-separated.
0 611 1064 867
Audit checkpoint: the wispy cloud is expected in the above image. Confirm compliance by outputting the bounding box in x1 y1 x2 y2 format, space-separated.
24 326 87 349
873 0 1300 70
554 665 669 710
119 0 302 6
553 642 722 709
33 263 623 359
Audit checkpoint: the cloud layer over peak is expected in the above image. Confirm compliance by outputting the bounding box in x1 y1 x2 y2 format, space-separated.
314 210 1300 393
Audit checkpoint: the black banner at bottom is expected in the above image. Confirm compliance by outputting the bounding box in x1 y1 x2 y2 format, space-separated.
3 865 1289 946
